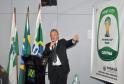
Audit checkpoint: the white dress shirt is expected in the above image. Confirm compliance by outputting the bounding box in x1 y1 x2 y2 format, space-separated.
50 40 62 66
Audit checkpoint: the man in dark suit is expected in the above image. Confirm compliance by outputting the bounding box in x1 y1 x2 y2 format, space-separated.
42 29 79 84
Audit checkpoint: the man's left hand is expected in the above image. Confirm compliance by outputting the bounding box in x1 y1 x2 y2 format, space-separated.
72 34 79 43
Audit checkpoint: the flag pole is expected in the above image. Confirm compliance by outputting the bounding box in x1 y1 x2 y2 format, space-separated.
14 7 16 25
38 3 41 11
27 6 29 21
14 7 18 84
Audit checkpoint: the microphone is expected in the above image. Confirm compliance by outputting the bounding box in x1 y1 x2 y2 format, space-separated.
51 41 55 49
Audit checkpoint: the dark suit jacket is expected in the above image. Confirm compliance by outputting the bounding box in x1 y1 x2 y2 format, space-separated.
42 39 75 79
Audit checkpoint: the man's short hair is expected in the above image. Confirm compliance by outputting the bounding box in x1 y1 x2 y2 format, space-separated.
50 29 59 35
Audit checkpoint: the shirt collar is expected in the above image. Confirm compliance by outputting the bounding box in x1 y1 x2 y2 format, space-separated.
56 40 58 44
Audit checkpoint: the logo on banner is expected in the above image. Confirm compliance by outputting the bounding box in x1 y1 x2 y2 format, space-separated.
97 6 120 61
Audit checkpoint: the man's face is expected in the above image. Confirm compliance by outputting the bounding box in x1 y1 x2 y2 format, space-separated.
50 31 59 42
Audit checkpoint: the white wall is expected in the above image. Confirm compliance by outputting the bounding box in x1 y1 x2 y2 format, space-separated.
0 0 106 84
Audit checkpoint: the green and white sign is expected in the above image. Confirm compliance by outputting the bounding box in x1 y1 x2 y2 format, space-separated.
91 0 124 84
97 6 120 61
